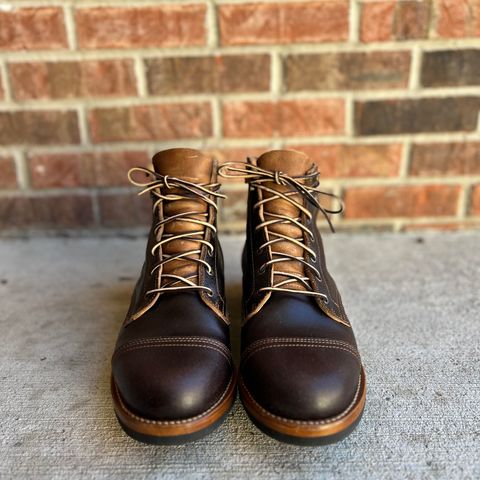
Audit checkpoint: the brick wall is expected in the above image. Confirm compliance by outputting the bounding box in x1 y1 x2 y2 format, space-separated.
0 0 480 233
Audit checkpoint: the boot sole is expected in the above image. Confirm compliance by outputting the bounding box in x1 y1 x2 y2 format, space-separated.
111 374 237 445
239 367 366 446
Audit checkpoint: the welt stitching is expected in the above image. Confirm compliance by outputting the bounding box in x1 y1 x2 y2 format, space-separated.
115 339 231 355
115 343 232 363
242 337 357 358
116 336 228 348
115 336 231 356
242 344 361 365
116 376 233 426
240 374 362 426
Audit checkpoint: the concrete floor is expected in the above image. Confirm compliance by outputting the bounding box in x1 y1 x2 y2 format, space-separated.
0 232 479 479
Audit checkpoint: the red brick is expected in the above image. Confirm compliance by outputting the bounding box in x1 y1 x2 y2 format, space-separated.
89 103 212 143
92 151 151 187
355 97 480 135
76 5 206 49
146 55 270 95
98 192 150 227
0 110 80 145
0 8 67 51
344 185 461 219
0 156 17 188
290 144 402 178
222 100 345 138
410 142 480 176
28 151 150 189
360 1 431 42
29 153 89 189
436 0 480 38
285 51 411 91
0 194 94 229
10 60 137 100
421 49 480 87
471 185 480 215
218 1 349 46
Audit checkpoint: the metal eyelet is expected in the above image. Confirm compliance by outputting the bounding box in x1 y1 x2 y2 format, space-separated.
206 289 214 298
206 266 214 276
322 296 329 305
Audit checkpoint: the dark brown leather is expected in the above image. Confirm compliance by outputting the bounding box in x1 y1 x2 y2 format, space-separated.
111 148 234 422
240 150 364 422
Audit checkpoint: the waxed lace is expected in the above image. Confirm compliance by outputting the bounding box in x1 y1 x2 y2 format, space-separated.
218 162 342 302
128 167 225 296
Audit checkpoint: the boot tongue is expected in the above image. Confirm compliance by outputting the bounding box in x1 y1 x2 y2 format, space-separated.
153 148 213 183
256 150 315 293
257 149 313 177
151 148 215 287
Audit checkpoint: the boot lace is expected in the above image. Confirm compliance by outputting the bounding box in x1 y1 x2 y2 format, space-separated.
218 162 342 301
128 167 225 296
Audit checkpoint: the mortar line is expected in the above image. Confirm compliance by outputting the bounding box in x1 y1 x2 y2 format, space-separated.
344 94 355 137
13 149 30 191
0 59 13 102
1 131 479 155
133 56 148 97
349 0 360 44
270 51 282 97
408 45 422 91
3 38 480 62
77 106 90 145
63 4 77 51
211 97 223 140
399 140 412 178
1 85 480 110
206 0 219 48
457 185 470 219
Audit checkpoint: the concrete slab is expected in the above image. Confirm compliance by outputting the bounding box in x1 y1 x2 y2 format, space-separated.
0 232 479 479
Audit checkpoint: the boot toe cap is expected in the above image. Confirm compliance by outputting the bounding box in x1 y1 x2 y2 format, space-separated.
112 339 233 421
241 339 361 421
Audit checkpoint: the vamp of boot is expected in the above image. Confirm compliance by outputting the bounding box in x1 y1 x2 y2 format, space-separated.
219 150 366 445
111 148 236 444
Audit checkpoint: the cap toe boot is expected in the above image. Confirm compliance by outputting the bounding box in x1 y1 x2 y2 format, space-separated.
220 150 366 445
111 149 236 444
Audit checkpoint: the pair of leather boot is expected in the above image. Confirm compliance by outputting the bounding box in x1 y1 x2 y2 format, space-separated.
110 148 366 445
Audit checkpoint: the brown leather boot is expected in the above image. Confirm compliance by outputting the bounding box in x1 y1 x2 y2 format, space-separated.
111 148 236 444
219 150 366 445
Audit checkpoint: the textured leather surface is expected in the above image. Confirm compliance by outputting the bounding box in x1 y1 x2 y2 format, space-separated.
111 149 233 422
240 150 364 422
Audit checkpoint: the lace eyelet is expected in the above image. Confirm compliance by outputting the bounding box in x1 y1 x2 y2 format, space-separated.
259 264 266 274
256 247 263 255
322 296 329 304
207 248 214 257
206 267 214 276
206 289 214 298
310 253 317 263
